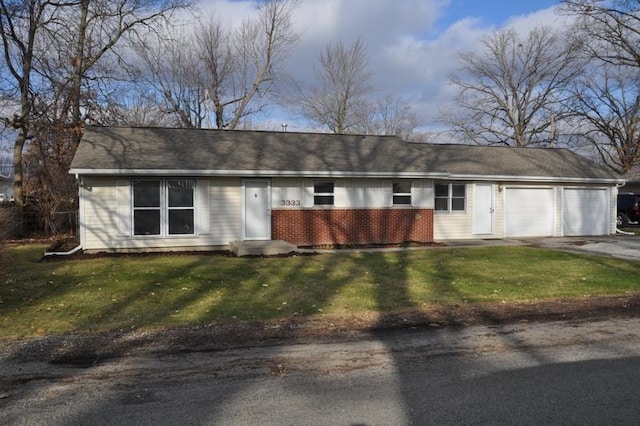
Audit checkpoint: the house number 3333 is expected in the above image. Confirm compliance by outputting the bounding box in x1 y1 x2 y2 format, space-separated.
280 199 301 206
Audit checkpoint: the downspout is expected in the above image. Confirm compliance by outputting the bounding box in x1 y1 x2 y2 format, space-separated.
615 181 634 235
43 245 83 257
45 173 84 255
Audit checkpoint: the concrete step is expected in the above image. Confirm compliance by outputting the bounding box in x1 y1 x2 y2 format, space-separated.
229 240 297 257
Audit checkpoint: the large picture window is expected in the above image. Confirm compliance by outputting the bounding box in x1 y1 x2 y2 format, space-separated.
314 182 335 206
435 183 466 212
133 178 195 236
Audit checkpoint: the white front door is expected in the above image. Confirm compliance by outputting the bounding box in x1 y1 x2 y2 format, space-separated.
244 180 271 240
473 183 494 235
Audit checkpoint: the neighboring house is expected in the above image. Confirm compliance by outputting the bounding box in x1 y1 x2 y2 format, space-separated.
623 181 640 194
620 165 640 193
0 174 13 201
69 126 624 253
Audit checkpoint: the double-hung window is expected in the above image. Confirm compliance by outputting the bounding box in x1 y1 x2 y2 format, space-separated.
314 182 335 206
435 183 466 212
133 178 195 236
392 181 412 205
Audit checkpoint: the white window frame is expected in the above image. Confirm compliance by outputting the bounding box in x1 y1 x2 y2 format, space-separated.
132 178 196 237
435 182 466 213
313 181 335 206
392 181 412 206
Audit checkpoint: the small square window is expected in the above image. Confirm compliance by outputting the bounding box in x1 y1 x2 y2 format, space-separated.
133 180 160 208
435 183 449 198
169 210 195 235
314 182 334 206
134 210 161 235
435 183 466 212
393 181 412 205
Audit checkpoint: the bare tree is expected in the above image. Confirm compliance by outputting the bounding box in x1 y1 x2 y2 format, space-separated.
563 0 640 69
94 87 174 127
561 0 640 173
361 95 419 140
0 0 192 208
296 37 372 134
42 0 193 133
136 27 208 128
138 0 300 130
225 0 300 129
197 19 234 129
445 26 585 147
0 0 64 207
568 64 640 174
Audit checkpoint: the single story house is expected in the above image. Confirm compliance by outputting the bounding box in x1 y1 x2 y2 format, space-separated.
69 126 624 253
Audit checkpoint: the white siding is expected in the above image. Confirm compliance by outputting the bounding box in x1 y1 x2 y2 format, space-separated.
209 178 242 243
336 179 391 208
272 178 433 209
80 176 242 252
412 179 434 208
493 187 505 238
434 183 473 240
196 179 210 235
271 178 305 208
610 186 618 234
81 177 124 250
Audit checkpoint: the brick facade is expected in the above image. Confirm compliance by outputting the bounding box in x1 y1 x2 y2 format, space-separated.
272 208 434 246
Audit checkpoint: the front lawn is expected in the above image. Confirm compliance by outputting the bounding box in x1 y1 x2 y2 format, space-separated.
1 243 639 339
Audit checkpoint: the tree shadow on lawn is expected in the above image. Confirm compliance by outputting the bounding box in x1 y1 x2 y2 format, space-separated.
2 246 640 424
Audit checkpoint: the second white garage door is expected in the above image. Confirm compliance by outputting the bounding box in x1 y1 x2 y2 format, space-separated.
504 187 555 237
562 188 608 236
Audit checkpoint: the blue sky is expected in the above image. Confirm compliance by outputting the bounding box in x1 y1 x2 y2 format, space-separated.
440 0 562 27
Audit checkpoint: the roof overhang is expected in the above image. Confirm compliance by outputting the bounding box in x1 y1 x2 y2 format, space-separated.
446 173 625 185
69 168 624 184
69 168 451 179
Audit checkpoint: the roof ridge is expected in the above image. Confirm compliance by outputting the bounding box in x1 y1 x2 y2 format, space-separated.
89 125 401 139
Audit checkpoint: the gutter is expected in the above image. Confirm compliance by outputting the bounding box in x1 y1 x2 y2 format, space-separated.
68 168 624 184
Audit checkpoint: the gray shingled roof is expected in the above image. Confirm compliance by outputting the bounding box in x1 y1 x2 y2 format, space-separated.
407 143 621 181
69 126 623 183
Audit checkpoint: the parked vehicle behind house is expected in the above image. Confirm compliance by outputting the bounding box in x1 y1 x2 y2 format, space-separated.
617 193 640 226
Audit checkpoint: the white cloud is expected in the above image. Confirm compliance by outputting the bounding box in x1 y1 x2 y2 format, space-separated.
191 0 575 130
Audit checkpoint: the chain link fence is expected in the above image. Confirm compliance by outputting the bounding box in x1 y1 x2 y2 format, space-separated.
0 203 78 239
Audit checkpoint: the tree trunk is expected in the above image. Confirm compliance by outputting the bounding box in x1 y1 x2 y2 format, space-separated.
12 128 27 208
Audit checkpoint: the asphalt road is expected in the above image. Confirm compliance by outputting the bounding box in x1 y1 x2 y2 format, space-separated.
2 317 640 425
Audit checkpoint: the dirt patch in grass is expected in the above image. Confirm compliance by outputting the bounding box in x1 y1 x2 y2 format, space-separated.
2 293 640 363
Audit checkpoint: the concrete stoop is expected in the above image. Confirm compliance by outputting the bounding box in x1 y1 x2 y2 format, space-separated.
229 240 297 257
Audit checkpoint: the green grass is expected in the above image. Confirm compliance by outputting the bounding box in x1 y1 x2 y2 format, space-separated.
619 227 639 235
1 243 639 339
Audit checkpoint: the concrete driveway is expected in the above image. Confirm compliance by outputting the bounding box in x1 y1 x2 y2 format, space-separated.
523 234 640 261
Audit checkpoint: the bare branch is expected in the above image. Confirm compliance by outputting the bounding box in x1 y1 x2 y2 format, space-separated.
444 26 585 147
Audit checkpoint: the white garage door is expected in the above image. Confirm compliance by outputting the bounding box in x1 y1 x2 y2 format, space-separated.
505 188 555 237
562 188 608 236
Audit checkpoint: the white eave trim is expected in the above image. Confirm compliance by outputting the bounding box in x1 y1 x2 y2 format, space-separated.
68 168 451 179
68 169 624 184
446 173 624 184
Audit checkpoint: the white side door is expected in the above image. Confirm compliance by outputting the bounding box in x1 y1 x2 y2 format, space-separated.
244 180 271 240
473 183 494 235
